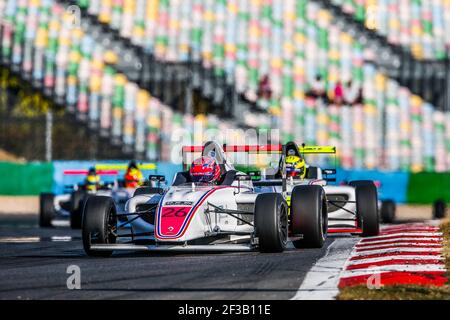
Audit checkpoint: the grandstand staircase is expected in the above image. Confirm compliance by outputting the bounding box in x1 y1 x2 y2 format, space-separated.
0 67 133 161
318 0 450 112
1 0 449 169
74 1 279 127
76 0 449 117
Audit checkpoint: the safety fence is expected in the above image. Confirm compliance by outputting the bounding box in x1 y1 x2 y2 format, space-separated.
0 161 53 195
0 161 448 204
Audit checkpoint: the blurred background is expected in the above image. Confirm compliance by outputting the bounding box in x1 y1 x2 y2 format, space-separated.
0 0 449 205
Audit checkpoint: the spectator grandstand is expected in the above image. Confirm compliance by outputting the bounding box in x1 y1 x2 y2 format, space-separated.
330 0 450 60
0 0 449 172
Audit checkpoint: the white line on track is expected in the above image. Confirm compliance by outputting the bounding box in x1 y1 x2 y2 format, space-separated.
52 220 70 227
356 242 442 250
351 247 443 256
382 226 439 230
355 244 443 252
382 223 439 229
346 255 445 266
345 262 445 271
0 237 41 243
380 229 439 235
291 237 359 300
359 237 443 245
340 264 447 278
360 233 443 240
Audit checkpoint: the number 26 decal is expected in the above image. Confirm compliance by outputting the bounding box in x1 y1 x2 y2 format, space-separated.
162 207 190 218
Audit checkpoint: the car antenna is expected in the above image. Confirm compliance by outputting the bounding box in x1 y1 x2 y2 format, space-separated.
334 147 337 184
282 144 287 193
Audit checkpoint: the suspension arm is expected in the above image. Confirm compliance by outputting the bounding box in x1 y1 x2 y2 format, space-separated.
327 200 357 216
206 202 254 227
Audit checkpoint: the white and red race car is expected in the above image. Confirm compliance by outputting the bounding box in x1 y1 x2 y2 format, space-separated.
81 141 329 256
39 163 157 229
260 142 380 237
39 169 120 229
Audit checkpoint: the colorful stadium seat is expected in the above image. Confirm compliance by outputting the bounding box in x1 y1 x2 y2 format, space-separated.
0 0 449 171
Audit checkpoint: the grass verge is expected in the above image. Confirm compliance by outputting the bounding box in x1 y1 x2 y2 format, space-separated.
337 219 450 300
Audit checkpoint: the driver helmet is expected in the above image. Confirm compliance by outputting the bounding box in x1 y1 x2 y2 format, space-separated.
86 167 100 191
189 156 221 184
125 165 143 188
285 155 306 179
128 160 138 170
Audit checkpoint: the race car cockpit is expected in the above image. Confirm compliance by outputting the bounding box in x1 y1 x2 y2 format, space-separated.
273 141 307 179
173 141 238 186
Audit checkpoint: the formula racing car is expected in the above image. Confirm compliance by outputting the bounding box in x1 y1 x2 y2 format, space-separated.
81 141 328 256
39 163 157 229
260 142 380 236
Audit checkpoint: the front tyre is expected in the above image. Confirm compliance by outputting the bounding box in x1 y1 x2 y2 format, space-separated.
380 200 396 224
82 196 117 257
290 185 327 248
350 181 379 237
254 193 288 253
70 190 85 229
39 193 55 227
433 199 447 219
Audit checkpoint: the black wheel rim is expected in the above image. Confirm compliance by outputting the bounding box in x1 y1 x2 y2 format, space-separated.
322 200 327 239
88 205 117 247
319 194 327 240
279 205 288 245
106 205 117 244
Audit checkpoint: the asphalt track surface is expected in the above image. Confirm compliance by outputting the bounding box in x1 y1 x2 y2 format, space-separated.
0 214 342 300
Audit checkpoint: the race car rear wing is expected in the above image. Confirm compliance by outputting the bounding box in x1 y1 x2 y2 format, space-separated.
95 163 157 171
299 146 336 154
63 170 119 175
182 144 285 170
183 144 336 155
182 145 283 153
182 142 339 190
182 143 288 192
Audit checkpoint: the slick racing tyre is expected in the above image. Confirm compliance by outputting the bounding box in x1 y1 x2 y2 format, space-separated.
306 166 319 179
39 193 55 227
350 181 380 237
82 196 117 257
290 185 327 248
70 190 86 229
433 199 447 219
254 193 288 253
133 187 164 197
380 200 396 224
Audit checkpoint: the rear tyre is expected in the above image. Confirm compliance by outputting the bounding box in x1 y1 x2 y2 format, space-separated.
350 181 379 237
82 196 117 257
348 180 374 187
39 193 55 227
306 167 319 179
255 193 288 253
433 199 447 219
290 185 327 248
133 187 164 197
70 191 85 229
380 200 396 224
